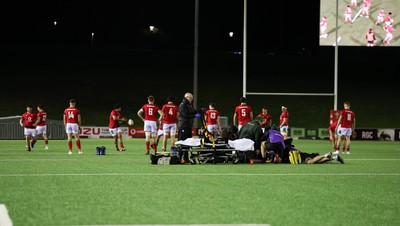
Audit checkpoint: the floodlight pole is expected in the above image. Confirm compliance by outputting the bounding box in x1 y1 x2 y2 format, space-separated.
193 0 199 110
334 0 339 110
242 0 247 97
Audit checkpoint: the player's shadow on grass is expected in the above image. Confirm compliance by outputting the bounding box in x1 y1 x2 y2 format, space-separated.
350 36 364 45
392 35 400 44
327 26 341 36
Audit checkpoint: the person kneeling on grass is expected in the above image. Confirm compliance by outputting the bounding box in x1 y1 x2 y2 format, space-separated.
260 125 285 163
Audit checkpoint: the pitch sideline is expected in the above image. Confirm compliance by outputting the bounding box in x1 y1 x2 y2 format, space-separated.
0 173 399 177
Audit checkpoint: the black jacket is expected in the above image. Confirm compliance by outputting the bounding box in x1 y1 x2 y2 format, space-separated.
178 97 196 128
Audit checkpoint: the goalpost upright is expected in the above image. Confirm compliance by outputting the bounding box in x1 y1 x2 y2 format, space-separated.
242 0 339 111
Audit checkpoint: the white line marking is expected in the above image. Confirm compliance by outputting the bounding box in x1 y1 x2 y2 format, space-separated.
0 173 399 177
80 225 270 226
0 159 77 162
351 8 363 23
332 36 342 46
0 204 13 226
348 159 400 161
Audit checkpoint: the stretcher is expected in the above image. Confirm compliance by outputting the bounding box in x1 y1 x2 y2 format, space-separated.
175 137 255 164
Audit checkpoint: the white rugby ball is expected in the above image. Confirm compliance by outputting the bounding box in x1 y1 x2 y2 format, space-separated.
128 119 134 126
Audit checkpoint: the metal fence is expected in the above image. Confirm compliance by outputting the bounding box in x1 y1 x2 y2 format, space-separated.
0 122 66 140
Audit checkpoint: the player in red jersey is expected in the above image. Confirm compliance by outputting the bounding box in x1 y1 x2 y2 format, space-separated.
329 120 346 153
279 106 289 139
109 103 127 152
205 102 222 135
384 12 393 26
360 0 370 18
233 97 253 132
334 101 355 155
350 0 358 8
137 95 164 155
383 23 395 44
258 106 272 133
19 105 39 152
36 104 49 150
344 5 352 24
320 16 328 38
63 99 82 154
160 96 178 152
328 121 338 152
376 8 385 25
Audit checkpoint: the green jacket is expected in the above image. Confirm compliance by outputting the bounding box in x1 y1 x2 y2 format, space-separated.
238 120 263 151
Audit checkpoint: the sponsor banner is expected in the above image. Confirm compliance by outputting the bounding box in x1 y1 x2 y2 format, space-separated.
395 130 400 141
377 129 395 141
305 128 318 139
80 126 130 138
318 128 330 139
290 128 305 138
353 129 378 140
128 126 146 138
128 127 198 138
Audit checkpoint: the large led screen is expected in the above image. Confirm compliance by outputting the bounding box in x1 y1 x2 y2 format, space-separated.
320 0 399 46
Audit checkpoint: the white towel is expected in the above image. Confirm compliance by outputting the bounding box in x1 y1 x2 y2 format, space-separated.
175 138 201 147
228 138 255 151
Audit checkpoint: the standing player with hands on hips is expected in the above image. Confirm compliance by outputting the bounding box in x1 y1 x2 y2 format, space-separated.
137 95 164 155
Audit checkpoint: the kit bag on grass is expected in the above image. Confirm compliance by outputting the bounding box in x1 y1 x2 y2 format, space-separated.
150 152 179 164
96 146 106 155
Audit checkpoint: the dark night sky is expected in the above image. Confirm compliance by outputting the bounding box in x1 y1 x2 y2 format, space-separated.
0 0 319 52
0 0 399 127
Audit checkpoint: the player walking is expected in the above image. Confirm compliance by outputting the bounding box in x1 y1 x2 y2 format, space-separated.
320 16 328 38
161 96 178 152
384 12 393 27
344 5 352 24
233 97 253 132
205 102 222 135
63 99 82 154
350 0 358 8
20 105 38 152
36 104 49 150
376 8 385 25
360 0 370 18
383 23 395 44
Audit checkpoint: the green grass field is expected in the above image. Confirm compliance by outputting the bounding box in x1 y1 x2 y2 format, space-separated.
0 138 399 226
320 0 400 46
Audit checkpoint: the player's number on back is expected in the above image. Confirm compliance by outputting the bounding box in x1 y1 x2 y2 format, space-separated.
68 111 75 119
149 108 153 115
168 108 173 115
347 114 352 121
210 112 216 119
241 109 246 117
